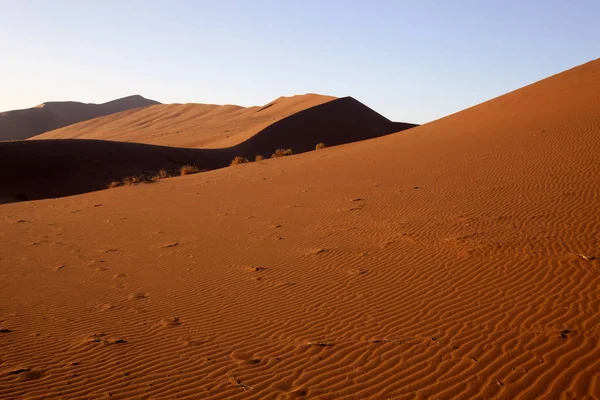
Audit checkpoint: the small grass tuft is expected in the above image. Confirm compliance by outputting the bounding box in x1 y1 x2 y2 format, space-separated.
255 155 264 162
180 165 200 176
315 142 326 150
271 148 293 158
120 174 157 186
230 156 249 166
108 181 123 188
158 169 168 179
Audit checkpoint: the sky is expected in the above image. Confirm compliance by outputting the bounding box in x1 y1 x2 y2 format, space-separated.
1 0 598 123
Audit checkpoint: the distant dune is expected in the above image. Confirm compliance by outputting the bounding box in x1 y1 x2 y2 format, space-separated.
31 93 337 148
0 96 416 202
1 59 598 399
0 95 160 141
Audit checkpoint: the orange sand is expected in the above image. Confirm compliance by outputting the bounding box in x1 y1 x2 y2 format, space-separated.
0 60 599 399
31 94 337 148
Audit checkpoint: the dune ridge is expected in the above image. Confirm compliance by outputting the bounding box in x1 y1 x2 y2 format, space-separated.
0 59 599 399
0 95 160 141
0 97 416 202
30 93 338 148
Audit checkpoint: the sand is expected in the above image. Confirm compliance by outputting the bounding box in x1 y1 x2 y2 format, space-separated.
0 97 415 202
0 95 160 141
30 94 338 148
0 59 599 399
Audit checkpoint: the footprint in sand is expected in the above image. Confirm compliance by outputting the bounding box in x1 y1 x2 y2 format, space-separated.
83 333 127 345
18 369 44 381
127 292 149 301
229 350 262 366
157 317 181 328
311 248 329 255
6 367 44 381
243 266 266 272
100 249 119 254
346 268 368 275
99 304 115 312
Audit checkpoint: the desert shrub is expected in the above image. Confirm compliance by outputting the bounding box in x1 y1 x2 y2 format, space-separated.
180 165 200 176
123 176 144 185
121 177 134 185
151 168 168 181
316 142 326 150
255 155 264 161
123 174 157 186
230 156 249 166
108 181 122 188
110 173 160 188
271 148 293 158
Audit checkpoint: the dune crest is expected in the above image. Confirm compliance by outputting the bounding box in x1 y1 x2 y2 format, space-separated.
31 93 338 148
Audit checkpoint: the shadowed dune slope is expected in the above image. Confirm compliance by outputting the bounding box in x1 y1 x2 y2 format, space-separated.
229 97 416 156
31 94 337 148
0 140 217 203
1 59 599 399
0 97 415 202
0 95 160 141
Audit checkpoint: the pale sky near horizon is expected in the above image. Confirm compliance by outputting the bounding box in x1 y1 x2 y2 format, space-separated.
1 1 598 123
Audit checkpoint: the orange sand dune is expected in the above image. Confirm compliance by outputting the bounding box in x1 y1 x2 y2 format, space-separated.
0 95 160 141
31 94 337 148
1 59 599 399
1 97 415 202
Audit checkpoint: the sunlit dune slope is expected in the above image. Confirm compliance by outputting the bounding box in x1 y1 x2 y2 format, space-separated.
30 94 337 148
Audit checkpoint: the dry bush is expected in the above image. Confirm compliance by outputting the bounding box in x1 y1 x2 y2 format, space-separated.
109 173 160 188
123 174 157 186
255 155 264 161
230 156 249 166
123 176 142 185
122 176 137 186
271 148 293 158
180 165 200 176
316 142 326 150
152 169 168 181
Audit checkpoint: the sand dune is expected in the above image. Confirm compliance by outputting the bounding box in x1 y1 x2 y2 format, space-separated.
31 94 337 148
0 97 415 202
1 59 599 400
0 95 160 141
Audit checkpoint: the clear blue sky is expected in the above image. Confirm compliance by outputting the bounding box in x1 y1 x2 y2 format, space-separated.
1 0 598 123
